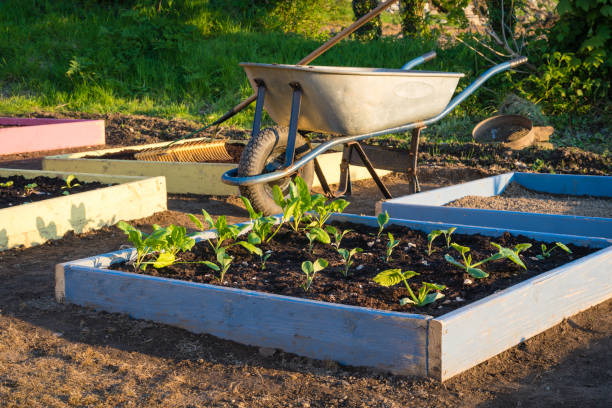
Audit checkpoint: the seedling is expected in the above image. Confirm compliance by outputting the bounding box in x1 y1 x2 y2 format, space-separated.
272 176 324 232
189 210 260 257
203 248 234 282
444 243 504 278
491 242 532 269
537 242 572 260
312 198 349 228
442 227 456 248
304 227 330 253
301 258 328 292
427 230 443 256
385 232 400 262
116 221 172 271
61 174 81 195
373 269 446 307
24 183 38 194
260 252 272 270
325 225 352 250
240 196 277 244
149 224 196 268
376 211 389 238
337 247 363 277
0 181 14 188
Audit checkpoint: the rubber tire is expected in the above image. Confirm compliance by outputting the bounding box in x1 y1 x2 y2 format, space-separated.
238 126 314 215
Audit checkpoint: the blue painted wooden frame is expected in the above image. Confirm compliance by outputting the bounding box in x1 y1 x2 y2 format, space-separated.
55 214 612 381
381 172 612 239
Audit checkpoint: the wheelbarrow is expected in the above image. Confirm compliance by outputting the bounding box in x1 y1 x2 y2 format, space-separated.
222 54 528 215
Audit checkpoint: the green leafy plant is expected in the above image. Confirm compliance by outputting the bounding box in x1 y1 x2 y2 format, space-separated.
24 183 38 194
337 247 363 277
260 251 272 270
326 225 352 250
149 224 196 268
61 174 81 195
272 176 323 232
312 198 349 228
373 269 446 307
304 226 330 253
240 196 277 244
376 211 389 238
490 242 532 269
385 232 400 262
444 243 504 278
427 230 443 256
116 221 173 271
442 227 456 248
0 181 14 188
189 210 261 257
300 258 328 292
203 248 234 282
537 242 572 260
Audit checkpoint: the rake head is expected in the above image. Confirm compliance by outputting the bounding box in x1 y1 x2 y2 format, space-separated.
134 140 235 162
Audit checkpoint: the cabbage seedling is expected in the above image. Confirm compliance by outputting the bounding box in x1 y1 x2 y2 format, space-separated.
301 258 328 291
385 232 400 262
537 242 572 260
442 227 456 248
444 243 504 278
373 269 445 307
337 247 363 277
305 227 330 253
61 174 80 195
491 242 532 269
376 211 389 238
427 230 443 256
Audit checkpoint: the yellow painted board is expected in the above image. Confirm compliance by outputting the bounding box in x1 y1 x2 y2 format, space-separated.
43 139 390 195
0 169 166 251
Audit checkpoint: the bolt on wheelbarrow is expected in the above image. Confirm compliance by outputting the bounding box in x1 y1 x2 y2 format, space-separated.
222 55 528 215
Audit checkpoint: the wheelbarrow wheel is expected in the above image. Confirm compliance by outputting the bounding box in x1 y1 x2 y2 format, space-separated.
238 126 314 215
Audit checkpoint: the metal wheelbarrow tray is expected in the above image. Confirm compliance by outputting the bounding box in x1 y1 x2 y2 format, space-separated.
241 63 464 136
224 57 528 215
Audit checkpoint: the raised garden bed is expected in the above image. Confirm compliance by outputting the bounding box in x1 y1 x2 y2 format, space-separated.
0 168 166 250
42 138 390 195
0 117 104 155
55 213 612 381
380 172 612 239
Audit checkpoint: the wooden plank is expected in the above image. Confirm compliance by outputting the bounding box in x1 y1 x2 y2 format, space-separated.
381 172 515 206
43 140 390 195
0 170 166 250
58 262 431 376
435 245 612 381
514 172 612 197
381 204 612 239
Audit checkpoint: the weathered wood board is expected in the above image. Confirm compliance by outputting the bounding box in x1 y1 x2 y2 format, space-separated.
0 169 166 250
380 172 612 239
55 214 612 380
43 138 390 195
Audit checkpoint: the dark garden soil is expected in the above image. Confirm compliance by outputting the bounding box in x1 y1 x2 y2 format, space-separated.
365 139 612 176
1 111 611 406
447 182 612 218
83 142 245 162
112 223 593 318
0 175 109 209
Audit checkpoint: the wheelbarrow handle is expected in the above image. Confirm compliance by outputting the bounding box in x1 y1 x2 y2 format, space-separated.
509 56 528 68
401 51 437 70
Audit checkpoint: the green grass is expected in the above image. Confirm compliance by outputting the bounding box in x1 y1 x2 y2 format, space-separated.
0 0 609 156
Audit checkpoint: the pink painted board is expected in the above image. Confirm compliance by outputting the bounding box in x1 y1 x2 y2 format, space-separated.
0 117 105 155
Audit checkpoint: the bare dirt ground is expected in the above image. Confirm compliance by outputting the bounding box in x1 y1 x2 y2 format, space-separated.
0 113 611 407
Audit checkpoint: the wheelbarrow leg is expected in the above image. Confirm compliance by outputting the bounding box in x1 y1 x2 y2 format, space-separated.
251 80 266 138
408 127 424 194
351 142 392 199
285 82 303 167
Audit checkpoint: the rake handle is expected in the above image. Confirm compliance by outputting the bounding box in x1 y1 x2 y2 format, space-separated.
210 0 401 127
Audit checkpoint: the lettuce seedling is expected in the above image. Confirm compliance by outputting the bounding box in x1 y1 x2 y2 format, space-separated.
301 258 328 292
373 269 446 307
61 174 81 195
376 211 389 238
444 243 504 278
385 232 400 262
537 242 572 260
490 242 532 269
304 226 330 253
326 225 352 250
337 247 362 277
